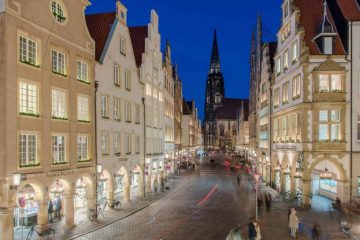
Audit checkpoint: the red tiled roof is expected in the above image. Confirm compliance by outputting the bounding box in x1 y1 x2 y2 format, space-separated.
86 12 116 62
216 98 247 120
337 0 360 21
129 26 148 67
294 0 346 55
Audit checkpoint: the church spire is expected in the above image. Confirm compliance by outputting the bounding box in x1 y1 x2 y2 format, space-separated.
210 29 221 73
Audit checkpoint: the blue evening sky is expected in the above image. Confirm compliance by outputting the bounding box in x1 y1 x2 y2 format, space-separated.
86 0 282 120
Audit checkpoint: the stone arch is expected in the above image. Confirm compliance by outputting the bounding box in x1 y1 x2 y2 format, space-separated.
304 155 347 181
48 178 72 197
74 174 94 208
116 165 130 187
13 181 45 205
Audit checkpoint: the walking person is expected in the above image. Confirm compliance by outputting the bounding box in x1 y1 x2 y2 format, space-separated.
289 208 300 238
265 194 271 215
48 200 53 223
56 197 62 221
257 195 263 216
161 178 165 192
236 175 241 186
248 221 257 240
312 222 320 240
254 221 261 240
226 224 243 240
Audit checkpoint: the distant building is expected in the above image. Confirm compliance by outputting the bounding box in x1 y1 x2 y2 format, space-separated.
203 30 248 150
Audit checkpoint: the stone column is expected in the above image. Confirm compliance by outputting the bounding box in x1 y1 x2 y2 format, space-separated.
302 179 311 208
107 190 114 207
138 177 145 197
266 165 271 186
64 195 75 229
87 195 96 210
123 185 130 202
37 202 48 226
0 207 14 240
145 175 151 193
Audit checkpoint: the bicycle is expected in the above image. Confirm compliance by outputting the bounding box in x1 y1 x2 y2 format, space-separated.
88 203 105 221
26 225 55 240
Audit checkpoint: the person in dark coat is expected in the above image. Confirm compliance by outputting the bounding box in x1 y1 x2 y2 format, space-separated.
236 175 241 186
265 194 271 214
48 200 53 222
248 221 257 240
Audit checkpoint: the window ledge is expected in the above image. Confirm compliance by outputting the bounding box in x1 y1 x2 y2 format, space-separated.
102 116 110 119
52 162 68 166
20 60 40 68
52 70 67 78
78 159 91 163
20 112 40 118
78 120 90 123
19 163 40 168
77 79 90 85
115 153 121 156
52 116 68 121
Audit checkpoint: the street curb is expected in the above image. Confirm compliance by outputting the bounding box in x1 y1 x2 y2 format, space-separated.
68 178 180 240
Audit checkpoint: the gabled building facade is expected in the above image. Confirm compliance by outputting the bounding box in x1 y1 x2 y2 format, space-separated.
129 10 165 193
163 41 175 176
271 0 351 205
86 0 145 206
174 66 183 163
0 0 96 238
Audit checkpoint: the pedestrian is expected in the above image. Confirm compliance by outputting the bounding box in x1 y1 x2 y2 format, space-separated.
154 180 158 193
289 208 300 238
248 221 257 240
257 195 263 215
236 175 241 186
288 208 292 220
192 163 195 171
161 178 165 192
226 224 243 240
312 222 320 240
254 221 261 240
265 194 271 214
48 200 53 223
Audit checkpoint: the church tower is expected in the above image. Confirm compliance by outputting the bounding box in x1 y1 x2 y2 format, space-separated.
204 30 225 148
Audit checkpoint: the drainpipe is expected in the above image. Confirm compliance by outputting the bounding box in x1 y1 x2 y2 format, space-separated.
269 82 272 187
94 81 99 215
349 22 353 201
142 98 146 197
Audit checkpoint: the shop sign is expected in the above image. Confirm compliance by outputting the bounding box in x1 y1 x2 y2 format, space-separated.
276 144 296 150
47 170 74 178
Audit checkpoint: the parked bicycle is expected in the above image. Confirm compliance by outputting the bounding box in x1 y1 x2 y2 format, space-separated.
88 203 105 221
26 225 55 240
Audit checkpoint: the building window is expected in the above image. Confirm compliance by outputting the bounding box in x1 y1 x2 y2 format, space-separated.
282 82 289 104
135 104 140 124
77 135 89 162
101 132 109 155
52 89 67 119
125 102 131 122
101 95 109 119
283 1 289 19
274 88 280 107
146 84 151 96
282 116 288 136
319 110 340 141
292 75 301 99
19 133 38 167
77 60 89 83
319 74 342 92
159 91 163 102
19 35 38 67
135 135 140 154
125 70 131 90
114 65 121 87
283 50 289 70
114 132 121 156
113 99 121 122
19 82 38 117
324 37 333 55
51 0 66 23
125 134 131 154
276 57 281 75
120 37 126 55
52 135 66 164
358 177 360 197
291 42 298 63
51 49 66 76
77 95 89 122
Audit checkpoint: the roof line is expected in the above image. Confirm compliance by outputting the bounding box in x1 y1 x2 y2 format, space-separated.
99 18 119 64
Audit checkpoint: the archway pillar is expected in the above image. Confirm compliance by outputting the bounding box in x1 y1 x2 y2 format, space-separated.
107 190 114 207
87 195 96 210
138 177 145 197
266 165 271 186
0 207 14 240
145 175 151 193
37 201 48 226
123 185 130 202
64 194 75 229
302 179 311 208
337 180 350 203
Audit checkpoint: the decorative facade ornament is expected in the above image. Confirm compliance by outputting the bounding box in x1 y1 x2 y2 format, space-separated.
296 151 304 171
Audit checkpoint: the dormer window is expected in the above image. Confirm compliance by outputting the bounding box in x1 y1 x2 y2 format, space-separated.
283 1 289 19
313 0 337 55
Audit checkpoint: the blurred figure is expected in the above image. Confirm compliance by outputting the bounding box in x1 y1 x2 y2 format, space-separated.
254 221 261 240
248 221 257 240
311 222 320 240
226 224 243 240
289 209 299 238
